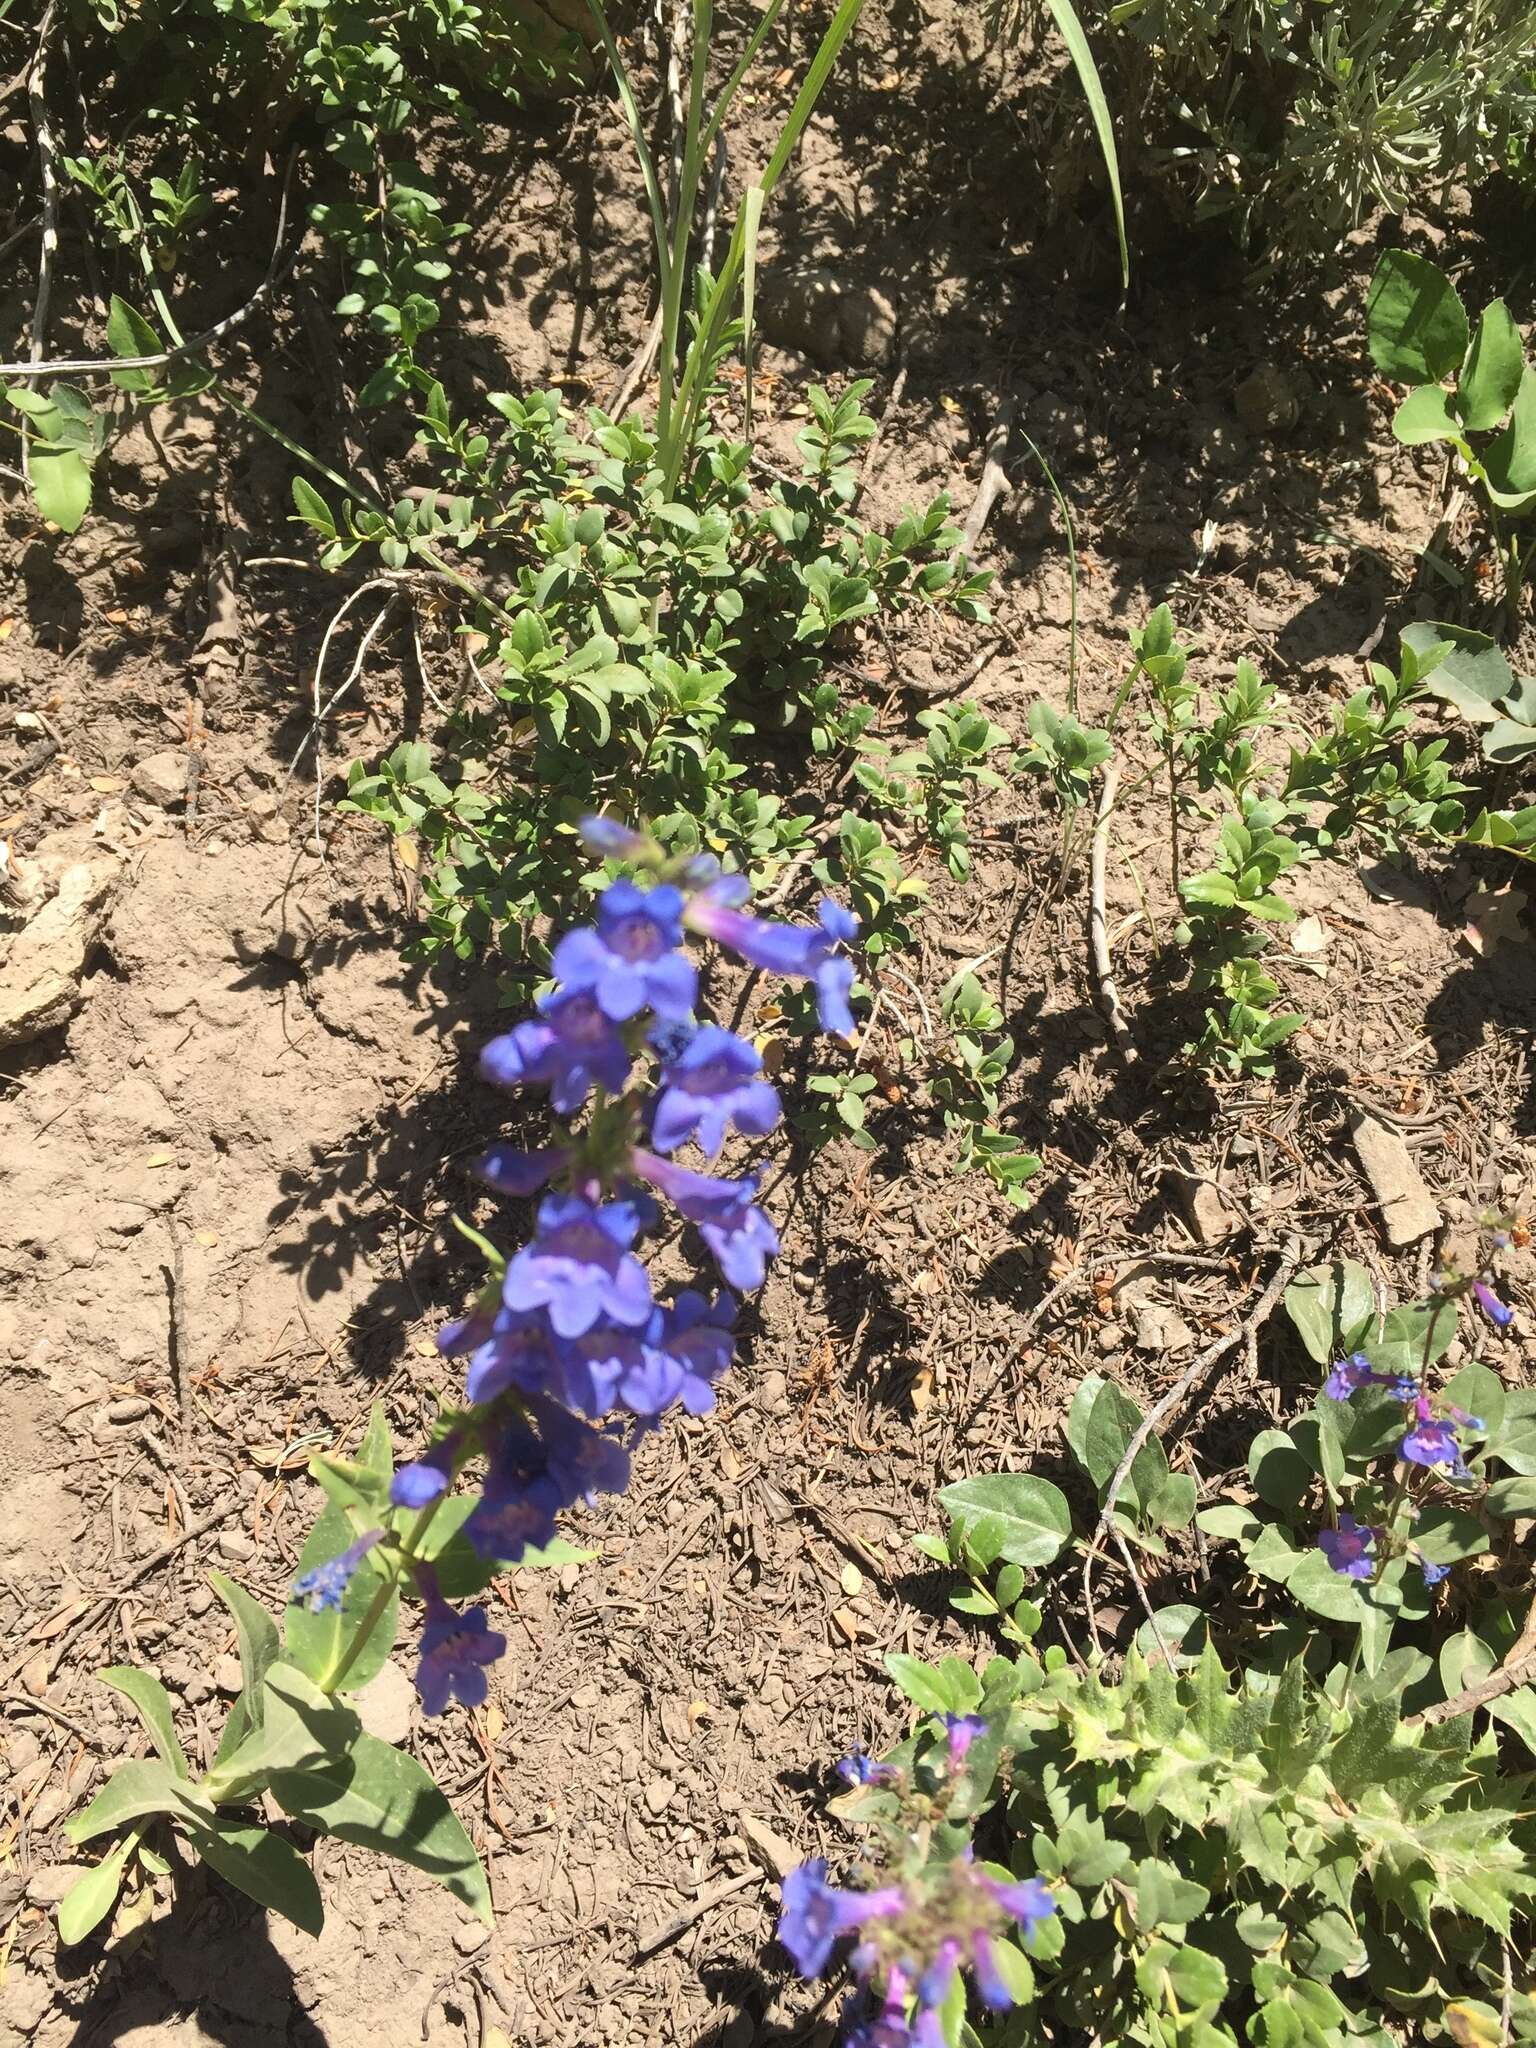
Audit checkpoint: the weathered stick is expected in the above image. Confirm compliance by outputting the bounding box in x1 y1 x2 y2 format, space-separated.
1090 763 1137 1065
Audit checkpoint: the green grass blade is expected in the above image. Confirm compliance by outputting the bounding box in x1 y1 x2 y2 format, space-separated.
698 0 788 161
761 0 866 196
586 0 672 299
1042 0 1128 289
740 183 767 438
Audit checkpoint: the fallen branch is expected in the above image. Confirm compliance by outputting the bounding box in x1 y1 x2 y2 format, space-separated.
961 391 1015 552
1082 1241 1302 1652
1090 762 1136 1065
1409 1598 1536 1727
632 1868 762 1961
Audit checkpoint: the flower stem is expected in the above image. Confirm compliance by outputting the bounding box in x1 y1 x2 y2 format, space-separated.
321 1498 444 1694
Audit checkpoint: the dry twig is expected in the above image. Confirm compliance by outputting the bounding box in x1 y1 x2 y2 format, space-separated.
1082 1241 1302 1651
961 391 1015 552
1090 763 1137 1065
1408 1598 1536 1727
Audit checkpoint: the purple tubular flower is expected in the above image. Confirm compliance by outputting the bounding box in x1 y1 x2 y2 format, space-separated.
414 1597 506 1716
292 1529 382 1613
836 1749 897 1788
641 1289 737 1416
1420 1555 1452 1586
579 814 655 862
464 1309 570 1406
631 1150 781 1290
479 992 632 1115
1401 1397 1467 1471
503 1194 652 1338
980 1875 1056 1944
463 1418 566 1562
1473 1281 1515 1329
475 1143 568 1198
651 1025 781 1157
524 1393 630 1501
390 1435 459 1509
685 886 860 1037
970 1931 1019 2012
916 1939 962 2012
436 1294 500 1358
1389 1375 1421 1400
942 1712 988 1767
843 1969 918 2048
777 1860 906 1979
1316 1513 1380 1581
1322 1351 1375 1401
551 880 697 1022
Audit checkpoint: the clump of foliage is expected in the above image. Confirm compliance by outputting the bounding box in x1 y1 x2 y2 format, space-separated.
1367 250 1536 618
1022 603 1536 1078
1001 0 1536 264
778 1229 1536 2046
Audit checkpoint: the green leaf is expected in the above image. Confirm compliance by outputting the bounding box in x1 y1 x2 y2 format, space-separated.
1068 1374 1166 1514
291 475 337 539
67 1758 210 1844
271 1731 491 1922
1482 366 1536 506
1148 1471 1196 1531
1367 251 1469 384
1392 383 1463 446
99 1668 188 1776
1459 299 1524 430
1283 1260 1376 1365
1248 1430 1313 1511
209 1570 283 1765
1403 620 1512 725
1137 1937 1228 2012
1360 1303 1455 1383
285 1502 397 1692
1488 1685 1536 1753
106 295 164 391
1444 1361 1504 1439
1042 0 1127 289
30 448 92 533
1439 1628 1495 1699
883 1653 954 1713
184 1818 324 1935
1286 1550 1368 1623
1195 1503 1263 1544
57 1832 138 1945
206 1662 361 1804
1485 1477 1536 1518
935 1474 1071 1567
1134 1604 1206 1668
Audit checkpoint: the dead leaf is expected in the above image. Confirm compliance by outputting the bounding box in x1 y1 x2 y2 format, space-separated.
396 835 419 872
145 1149 176 1168
839 1562 864 1597
1289 915 1329 955
194 1229 220 1248
1463 884 1529 959
831 1605 863 1643
88 775 126 793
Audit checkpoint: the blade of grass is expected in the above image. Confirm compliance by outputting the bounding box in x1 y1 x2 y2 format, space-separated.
1043 0 1128 290
586 0 672 311
739 183 766 439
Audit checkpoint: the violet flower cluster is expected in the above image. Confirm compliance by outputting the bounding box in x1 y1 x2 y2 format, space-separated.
293 818 859 1716
779 1722 1055 2046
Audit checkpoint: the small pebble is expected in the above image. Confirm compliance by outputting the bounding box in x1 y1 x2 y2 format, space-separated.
216 1529 255 1561
106 1397 150 1424
452 1920 490 1955
186 1586 213 1617
8 1732 42 1771
643 1777 676 1817
213 1655 243 1694
839 1562 864 1597
27 1866 83 1907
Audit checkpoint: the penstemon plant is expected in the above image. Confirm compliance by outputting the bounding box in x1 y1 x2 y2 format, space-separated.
60 816 858 1945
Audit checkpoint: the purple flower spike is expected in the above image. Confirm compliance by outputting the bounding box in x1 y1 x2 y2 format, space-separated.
981 1874 1057 1943
479 992 632 1115
631 1149 781 1290
551 880 697 1022
651 1024 781 1158
1316 1513 1380 1580
525 1393 631 1502
414 1596 506 1716
1322 1351 1375 1401
579 814 654 862
463 1418 565 1562
1473 1281 1515 1329
777 1860 906 1979
641 1289 736 1416
836 1749 898 1788
843 1969 919 2048
942 1712 988 1767
292 1529 382 1613
503 1194 653 1338
475 1143 568 1198
390 1436 459 1509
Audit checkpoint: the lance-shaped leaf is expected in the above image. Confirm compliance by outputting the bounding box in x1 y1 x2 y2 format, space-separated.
99 1667 188 1776
183 1818 324 1936
67 1758 212 1844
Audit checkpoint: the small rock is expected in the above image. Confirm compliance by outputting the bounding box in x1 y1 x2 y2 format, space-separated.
1095 1322 1126 1355
1351 1110 1443 1247
131 748 189 807
245 792 278 819
356 1659 414 1746
0 856 120 1048
106 1396 150 1424
1170 1170 1239 1246
1134 1303 1196 1355
643 1777 676 1817
21 1654 50 1698
8 1731 42 1771
213 1655 243 1694
453 1919 491 1954
758 1370 789 1414
216 1528 255 1561
28 1864 84 1907
29 1786 67 1831
186 1585 213 1617
739 1810 799 1880
1234 364 1301 437
839 1562 864 1597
